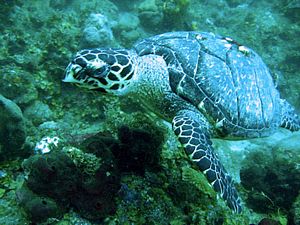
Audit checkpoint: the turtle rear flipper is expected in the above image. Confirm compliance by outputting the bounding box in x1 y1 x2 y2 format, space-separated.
172 109 242 213
280 99 300 131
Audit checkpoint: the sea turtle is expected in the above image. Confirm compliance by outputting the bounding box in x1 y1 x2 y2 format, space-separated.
63 31 300 213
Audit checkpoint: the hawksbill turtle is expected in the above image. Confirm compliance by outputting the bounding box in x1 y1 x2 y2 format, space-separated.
63 31 300 213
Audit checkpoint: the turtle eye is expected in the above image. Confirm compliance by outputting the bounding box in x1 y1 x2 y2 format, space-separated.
75 57 87 68
93 65 110 78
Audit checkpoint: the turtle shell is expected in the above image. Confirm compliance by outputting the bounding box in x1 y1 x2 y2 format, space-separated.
134 32 281 137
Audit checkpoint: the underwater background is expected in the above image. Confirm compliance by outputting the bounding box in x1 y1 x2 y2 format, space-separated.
0 0 300 224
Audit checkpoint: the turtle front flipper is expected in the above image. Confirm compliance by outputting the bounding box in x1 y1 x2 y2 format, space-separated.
280 99 300 131
172 110 242 213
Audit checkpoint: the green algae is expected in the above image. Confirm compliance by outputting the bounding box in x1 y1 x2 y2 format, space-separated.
62 146 101 176
0 159 28 225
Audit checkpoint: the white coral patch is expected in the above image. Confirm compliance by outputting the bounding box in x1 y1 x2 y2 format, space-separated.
34 136 60 154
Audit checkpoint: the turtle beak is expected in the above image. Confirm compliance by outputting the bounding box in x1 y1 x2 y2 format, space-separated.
62 63 81 83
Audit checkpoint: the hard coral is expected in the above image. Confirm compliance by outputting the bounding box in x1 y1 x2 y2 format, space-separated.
82 124 164 175
116 125 163 175
240 134 300 213
16 183 64 223
20 146 120 221
63 146 101 176
23 152 81 203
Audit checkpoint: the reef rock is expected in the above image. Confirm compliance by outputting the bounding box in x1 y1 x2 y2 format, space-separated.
81 13 114 48
24 100 53 126
137 0 163 29
20 146 120 221
16 183 63 223
240 131 300 213
291 193 300 225
0 94 26 161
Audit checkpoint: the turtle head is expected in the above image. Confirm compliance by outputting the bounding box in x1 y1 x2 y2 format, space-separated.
63 49 136 95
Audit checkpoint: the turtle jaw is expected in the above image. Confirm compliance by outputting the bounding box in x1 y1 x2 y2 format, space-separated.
63 63 82 83
63 62 110 93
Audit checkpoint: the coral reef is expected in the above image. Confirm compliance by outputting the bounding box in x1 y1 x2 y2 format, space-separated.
114 175 184 224
258 218 282 225
24 100 53 126
0 158 29 225
18 122 165 222
20 146 120 222
161 0 190 28
291 193 300 225
0 94 27 161
34 136 60 154
240 132 300 214
81 13 114 48
63 146 101 176
136 0 163 31
115 125 164 174
114 12 144 46
282 0 300 22
0 67 38 106
16 183 63 223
